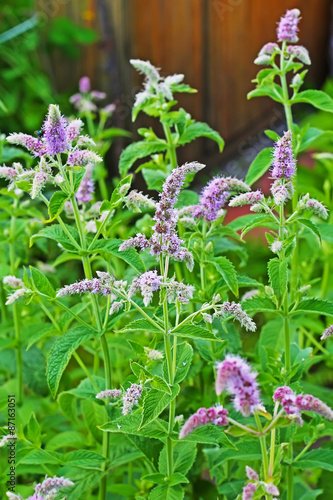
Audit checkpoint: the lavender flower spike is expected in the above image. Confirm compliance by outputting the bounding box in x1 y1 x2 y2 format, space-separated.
43 104 69 155
271 131 296 180
215 355 261 416
122 384 142 415
229 190 263 207
68 149 102 167
96 389 122 400
242 483 258 500
295 394 333 420
3 276 24 288
220 301 256 332
321 325 333 340
245 466 259 481
273 386 302 423
34 475 74 497
128 271 162 306
277 9 301 43
76 164 94 203
179 405 228 439
79 76 91 93
119 233 150 252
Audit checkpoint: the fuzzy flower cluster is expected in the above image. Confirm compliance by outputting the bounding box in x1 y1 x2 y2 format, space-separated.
5 104 101 199
219 301 256 332
129 270 162 307
125 190 156 212
130 59 185 111
287 45 311 65
145 347 164 361
96 389 122 400
297 194 328 220
7 475 74 500
270 130 296 206
122 384 142 415
56 271 126 300
229 190 263 208
120 162 204 269
76 163 95 203
3 275 24 288
321 324 333 340
274 386 333 424
70 76 114 115
215 355 262 417
3 276 31 306
192 176 250 221
277 9 301 43
179 405 229 439
242 466 280 500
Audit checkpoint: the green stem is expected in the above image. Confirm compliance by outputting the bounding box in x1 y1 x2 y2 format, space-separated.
301 327 329 355
10 204 23 406
293 439 314 463
226 417 260 436
254 412 269 481
163 123 178 169
73 351 100 392
268 403 279 477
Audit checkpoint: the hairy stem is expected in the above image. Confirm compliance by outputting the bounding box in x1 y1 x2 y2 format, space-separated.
254 412 269 482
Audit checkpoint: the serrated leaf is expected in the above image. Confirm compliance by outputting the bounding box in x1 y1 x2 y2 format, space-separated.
241 215 276 237
100 413 168 439
171 325 218 341
139 384 179 430
43 191 69 223
268 258 288 304
151 376 171 394
245 147 273 186
90 238 145 273
182 424 236 447
178 122 224 151
65 450 107 470
242 296 277 313
298 218 322 242
174 342 193 383
292 298 333 317
30 224 80 251
149 484 184 500
159 441 197 475
121 319 162 334
211 256 238 296
81 399 108 442
46 327 94 398
30 265 56 298
110 174 133 205
119 140 168 176
292 449 333 471
27 412 41 446
291 90 333 113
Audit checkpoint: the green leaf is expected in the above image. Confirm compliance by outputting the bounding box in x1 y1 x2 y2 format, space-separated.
242 296 277 313
298 218 322 242
100 413 168 440
142 168 167 190
297 127 333 153
27 412 41 446
30 266 56 298
159 441 197 475
91 239 145 273
292 449 333 471
46 327 95 398
182 424 236 447
119 140 168 177
81 399 108 442
178 122 224 151
43 191 69 223
292 298 333 317
174 342 193 384
241 215 276 238
139 384 179 430
171 325 218 341
149 484 184 500
121 319 162 334
268 258 288 304
245 147 273 186
30 224 79 252
110 174 133 205
65 450 107 470
211 256 238 296
247 84 284 103
317 223 333 243
150 376 172 394
291 90 333 113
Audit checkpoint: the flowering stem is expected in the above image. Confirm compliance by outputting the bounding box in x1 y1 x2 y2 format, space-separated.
226 417 260 436
160 255 175 477
254 412 269 481
301 327 330 355
69 186 111 500
293 439 315 463
268 403 279 477
10 204 23 406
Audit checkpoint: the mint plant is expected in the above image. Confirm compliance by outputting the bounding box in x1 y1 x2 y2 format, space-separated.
1 7 333 500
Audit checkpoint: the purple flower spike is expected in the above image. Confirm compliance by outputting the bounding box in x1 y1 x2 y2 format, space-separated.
7 133 46 157
295 394 333 420
321 325 333 340
128 270 163 306
76 164 94 203
277 9 301 43
79 76 91 93
215 355 261 416
179 405 228 439
273 386 302 423
122 384 142 415
43 104 69 155
68 149 102 166
271 131 296 180
242 482 257 500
